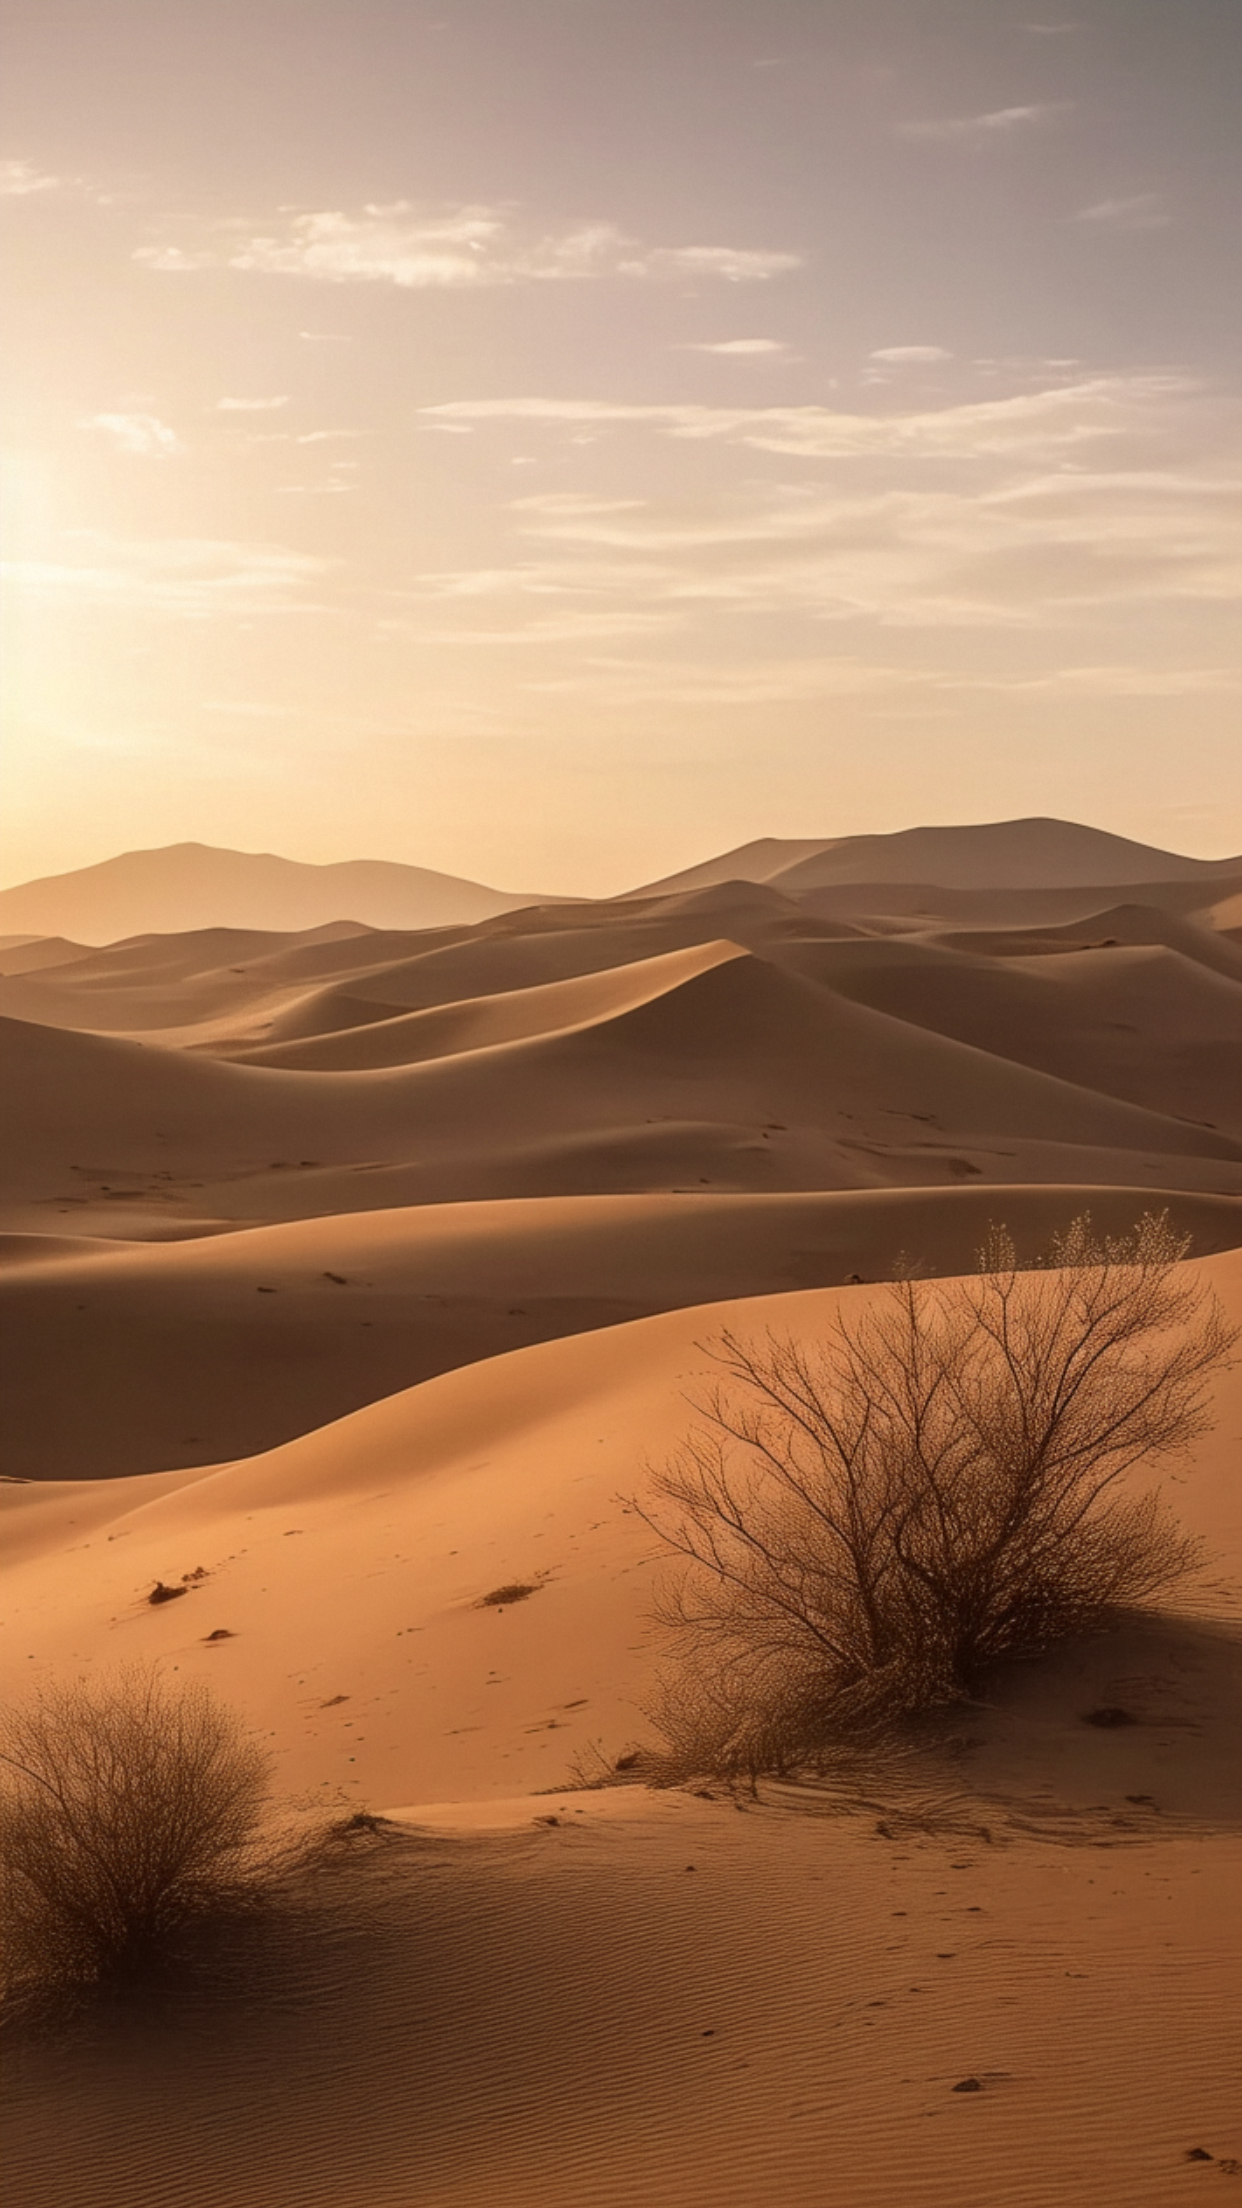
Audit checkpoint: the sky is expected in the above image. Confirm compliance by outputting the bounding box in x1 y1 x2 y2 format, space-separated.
2 0 1240 895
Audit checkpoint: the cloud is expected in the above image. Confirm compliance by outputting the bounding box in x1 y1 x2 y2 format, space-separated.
1074 193 1170 232
646 245 799 282
421 374 1192 463
3 533 331 617
0 155 113 203
81 412 182 457
404 608 683 647
684 338 788 355
134 203 801 290
869 346 954 365
404 381 1242 641
983 664 1239 697
0 157 63 196
216 395 290 412
901 102 1070 143
525 655 929 706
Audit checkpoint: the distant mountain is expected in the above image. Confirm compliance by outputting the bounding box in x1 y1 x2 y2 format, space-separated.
6 821 1238 947
0 844 558 945
633 818 1242 898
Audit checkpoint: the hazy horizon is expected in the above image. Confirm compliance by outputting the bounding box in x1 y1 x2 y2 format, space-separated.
3 0 1240 895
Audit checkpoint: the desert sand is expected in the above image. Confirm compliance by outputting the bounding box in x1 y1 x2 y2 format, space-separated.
3 817 1241 2207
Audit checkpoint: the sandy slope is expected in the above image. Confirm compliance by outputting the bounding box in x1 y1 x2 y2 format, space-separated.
5 1184 1242 1481
933 900 1242 981
798 874 1242 931
3 1260 1240 2208
0 921 444 1036
7 939 1242 1238
6 1794 1239 2208
5 1258 1239 1812
0 936 93 977
233 939 744 1069
771 817 1242 892
794 938 1242 1137
629 816 1242 896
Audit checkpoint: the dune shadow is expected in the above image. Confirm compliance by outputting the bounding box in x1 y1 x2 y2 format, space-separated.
942 1605 1242 1838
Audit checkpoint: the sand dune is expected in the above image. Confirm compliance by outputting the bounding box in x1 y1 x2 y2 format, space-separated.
0 921 452 1037
7 820 1242 2208
0 935 93 977
234 940 743 1070
1204 889 1242 933
244 896 812 1040
634 817 1241 898
795 936 1242 1137
772 816 1242 892
934 900 1242 981
798 873 1242 932
6 1254 1239 1808
7 926 1242 1240
0 842 557 942
5 1264 1241 2208
7 1182 1241 1481
6 1790 1240 2208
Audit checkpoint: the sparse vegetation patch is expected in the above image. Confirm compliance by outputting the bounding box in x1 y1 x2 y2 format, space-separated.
633 1214 1233 1785
0 1667 284 2007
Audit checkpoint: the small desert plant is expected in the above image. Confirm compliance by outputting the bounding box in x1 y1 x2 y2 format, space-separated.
637 1213 1234 1782
0 1667 276 2001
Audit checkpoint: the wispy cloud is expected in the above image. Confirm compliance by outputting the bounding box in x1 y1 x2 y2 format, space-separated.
683 338 788 355
518 652 1239 713
401 608 682 647
901 102 1070 143
869 345 954 365
216 394 290 412
4 534 332 617
525 655 929 706
0 157 63 196
81 412 181 457
134 203 801 289
403 379 1242 643
0 155 113 203
979 663 1238 696
422 374 1190 463
653 246 799 282
1074 193 1170 232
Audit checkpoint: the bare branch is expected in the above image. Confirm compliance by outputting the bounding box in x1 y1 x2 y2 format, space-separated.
632 1213 1234 1784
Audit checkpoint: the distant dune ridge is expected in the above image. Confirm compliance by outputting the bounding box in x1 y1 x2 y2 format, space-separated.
5 811 1242 2206
628 815 1242 898
2 815 1240 943
0 841 557 943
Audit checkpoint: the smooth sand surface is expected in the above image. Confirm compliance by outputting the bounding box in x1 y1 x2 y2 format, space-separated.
3 1259 1241 2208
4 1258 1238 1806
5 1184 1242 1481
6 927 1242 1240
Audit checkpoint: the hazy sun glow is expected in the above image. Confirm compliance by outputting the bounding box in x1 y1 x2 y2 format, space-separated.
2 0 1240 892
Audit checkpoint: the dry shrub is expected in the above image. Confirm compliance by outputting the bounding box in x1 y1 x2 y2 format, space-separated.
637 1213 1234 1784
0 1667 279 2003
